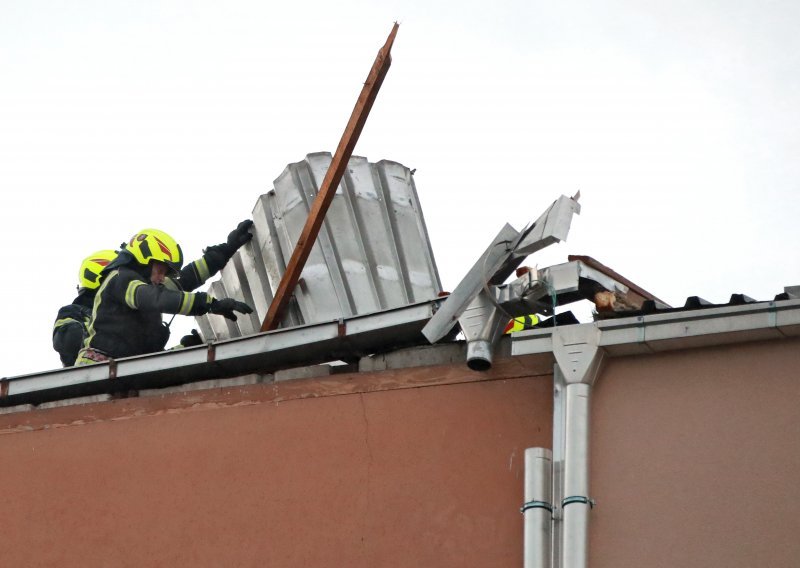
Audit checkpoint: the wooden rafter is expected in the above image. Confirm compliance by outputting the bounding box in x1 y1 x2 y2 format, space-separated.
261 23 399 332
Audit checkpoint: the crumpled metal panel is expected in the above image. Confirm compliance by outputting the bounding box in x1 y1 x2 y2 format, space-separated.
196 153 442 339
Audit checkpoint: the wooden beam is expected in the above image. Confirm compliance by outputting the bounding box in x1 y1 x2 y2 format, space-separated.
261 23 399 332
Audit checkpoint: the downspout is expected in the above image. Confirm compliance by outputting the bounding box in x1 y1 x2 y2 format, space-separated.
458 289 508 371
550 324 605 568
522 448 553 568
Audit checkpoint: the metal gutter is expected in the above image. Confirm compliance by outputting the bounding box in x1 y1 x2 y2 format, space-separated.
511 298 800 358
1 299 443 407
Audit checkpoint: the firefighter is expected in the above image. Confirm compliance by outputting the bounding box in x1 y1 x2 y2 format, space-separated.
76 225 254 365
52 250 118 367
503 314 540 334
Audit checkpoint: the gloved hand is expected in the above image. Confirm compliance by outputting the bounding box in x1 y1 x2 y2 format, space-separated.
209 298 254 322
203 220 254 272
227 220 254 251
180 329 204 347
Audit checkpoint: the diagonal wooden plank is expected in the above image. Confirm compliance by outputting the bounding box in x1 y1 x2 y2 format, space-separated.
261 23 399 332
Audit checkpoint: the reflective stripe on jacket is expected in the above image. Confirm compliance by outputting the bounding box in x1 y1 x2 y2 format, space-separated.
84 266 212 359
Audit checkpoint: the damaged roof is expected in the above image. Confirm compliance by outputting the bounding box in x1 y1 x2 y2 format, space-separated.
4 154 798 409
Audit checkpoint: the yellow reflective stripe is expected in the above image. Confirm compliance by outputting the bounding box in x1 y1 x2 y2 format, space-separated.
54 317 80 329
506 314 540 333
75 348 90 366
178 293 195 315
195 258 210 282
85 271 117 349
163 277 180 292
125 280 146 309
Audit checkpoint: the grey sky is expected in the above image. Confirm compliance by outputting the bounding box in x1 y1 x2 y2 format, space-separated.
1 0 798 377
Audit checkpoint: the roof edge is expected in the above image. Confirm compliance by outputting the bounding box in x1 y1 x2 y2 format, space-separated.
511 298 800 357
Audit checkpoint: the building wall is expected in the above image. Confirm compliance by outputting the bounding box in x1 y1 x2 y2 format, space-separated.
7 337 796 567
0 355 553 568
591 338 800 567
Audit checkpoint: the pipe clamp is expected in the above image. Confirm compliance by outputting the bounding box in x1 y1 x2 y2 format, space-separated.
520 500 554 514
562 495 595 509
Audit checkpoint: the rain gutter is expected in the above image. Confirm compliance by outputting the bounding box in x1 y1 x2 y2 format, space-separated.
0 298 443 407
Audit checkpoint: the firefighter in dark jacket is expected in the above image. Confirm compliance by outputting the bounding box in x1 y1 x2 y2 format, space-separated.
76 225 254 365
52 250 118 367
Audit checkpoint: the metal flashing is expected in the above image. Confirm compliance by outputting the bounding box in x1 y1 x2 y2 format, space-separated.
423 195 582 345
422 223 520 344
197 153 442 340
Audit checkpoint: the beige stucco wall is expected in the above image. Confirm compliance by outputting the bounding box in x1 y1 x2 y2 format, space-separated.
0 355 552 568
5 336 797 567
591 337 800 567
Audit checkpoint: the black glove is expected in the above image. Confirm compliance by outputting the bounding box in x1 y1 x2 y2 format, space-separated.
203 220 253 273
209 298 254 322
180 329 204 347
147 320 171 353
227 220 254 251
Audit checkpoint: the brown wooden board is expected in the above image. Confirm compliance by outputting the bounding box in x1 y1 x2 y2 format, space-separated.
261 23 399 331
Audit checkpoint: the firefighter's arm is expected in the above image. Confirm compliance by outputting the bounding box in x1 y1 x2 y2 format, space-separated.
52 316 85 367
127 281 253 321
171 220 254 291
125 280 213 316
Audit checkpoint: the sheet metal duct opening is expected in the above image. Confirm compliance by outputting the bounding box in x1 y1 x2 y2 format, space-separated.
196 153 442 340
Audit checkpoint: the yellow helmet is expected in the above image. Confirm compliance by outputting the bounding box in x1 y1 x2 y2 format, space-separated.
126 229 184 273
78 249 118 290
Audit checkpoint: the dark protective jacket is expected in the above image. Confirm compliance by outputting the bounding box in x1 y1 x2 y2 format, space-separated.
63 242 235 362
84 264 213 358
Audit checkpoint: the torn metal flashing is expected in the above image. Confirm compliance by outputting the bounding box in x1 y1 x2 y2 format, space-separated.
423 195 581 345
197 154 442 340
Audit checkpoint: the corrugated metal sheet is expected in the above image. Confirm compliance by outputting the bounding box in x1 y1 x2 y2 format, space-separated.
196 153 442 339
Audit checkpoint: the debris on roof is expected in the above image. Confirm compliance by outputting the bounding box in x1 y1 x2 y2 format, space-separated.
261 22 399 332
601 291 795 319
196 153 442 341
566 254 670 313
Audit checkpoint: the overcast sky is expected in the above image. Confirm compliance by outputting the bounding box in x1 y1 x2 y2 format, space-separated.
2 0 798 378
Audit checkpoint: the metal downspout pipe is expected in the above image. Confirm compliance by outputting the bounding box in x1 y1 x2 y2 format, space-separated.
561 382 592 567
458 290 508 371
552 324 604 568
523 324 604 568
523 448 553 568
